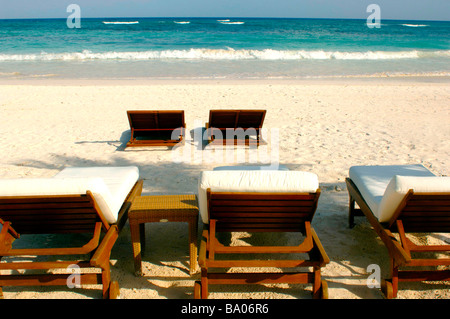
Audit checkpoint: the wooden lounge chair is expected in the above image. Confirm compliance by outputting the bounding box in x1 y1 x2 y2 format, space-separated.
195 169 330 299
0 166 143 299
205 110 266 146
346 164 450 298
126 110 185 147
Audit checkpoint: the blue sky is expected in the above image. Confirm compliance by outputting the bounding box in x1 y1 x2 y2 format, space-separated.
1 0 449 21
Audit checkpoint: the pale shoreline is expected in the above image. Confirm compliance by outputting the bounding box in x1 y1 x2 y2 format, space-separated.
0 78 449 299
1 74 450 86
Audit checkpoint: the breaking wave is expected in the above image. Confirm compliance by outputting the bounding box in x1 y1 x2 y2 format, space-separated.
1 49 449 62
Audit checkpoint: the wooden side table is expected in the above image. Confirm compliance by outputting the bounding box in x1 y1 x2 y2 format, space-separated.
129 194 199 276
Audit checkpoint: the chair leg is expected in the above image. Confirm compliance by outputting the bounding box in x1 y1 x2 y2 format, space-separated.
194 281 202 299
349 196 356 228
130 222 143 276
312 266 322 299
188 218 198 275
381 280 394 299
101 264 112 299
381 258 397 299
201 269 209 299
391 262 399 298
0 256 3 299
139 224 146 255
318 280 329 299
109 281 120 299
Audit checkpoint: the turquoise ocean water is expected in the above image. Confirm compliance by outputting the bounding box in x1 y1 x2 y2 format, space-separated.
0 18 449 79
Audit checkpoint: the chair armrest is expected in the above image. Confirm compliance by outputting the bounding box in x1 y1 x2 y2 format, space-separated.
0 220 19 254
381 228 411 267
311 227 330 266
90 225 119 269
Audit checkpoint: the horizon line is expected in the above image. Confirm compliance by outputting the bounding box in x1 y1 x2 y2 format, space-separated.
0 16 449 22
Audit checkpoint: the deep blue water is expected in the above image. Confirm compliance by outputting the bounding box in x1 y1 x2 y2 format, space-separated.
0 18 449 79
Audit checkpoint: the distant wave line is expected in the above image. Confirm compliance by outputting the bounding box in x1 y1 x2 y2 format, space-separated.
102 21 139 25
1 49 449 62
219 21 245 25
400 24 429 27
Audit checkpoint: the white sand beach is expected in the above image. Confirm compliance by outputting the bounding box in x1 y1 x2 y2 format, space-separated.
0 77 449 299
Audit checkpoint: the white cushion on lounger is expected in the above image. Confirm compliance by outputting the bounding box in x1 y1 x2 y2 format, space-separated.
53 166 139 223
378 175 450 223
348 164 435 222
0 177 117 223
198 170 319 224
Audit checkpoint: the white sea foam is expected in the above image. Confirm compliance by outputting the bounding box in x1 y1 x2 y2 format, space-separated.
102 21 139 25
0 49 448 62
220 21 245 25
174 21 190 24
401 24 429 27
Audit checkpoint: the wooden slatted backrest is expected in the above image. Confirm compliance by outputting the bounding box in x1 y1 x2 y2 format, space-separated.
236 110 266 129
209 110 266 130
388 191 450 233
156 111 185 129
209 110 237 129
127 111 185 130
127 111 158 130
207 189 320 233
0 192 104 234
